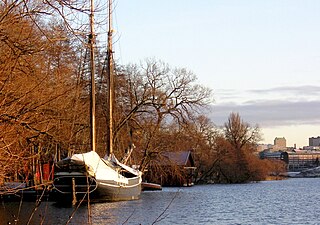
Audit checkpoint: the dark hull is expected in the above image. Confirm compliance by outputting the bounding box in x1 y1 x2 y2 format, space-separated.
53 172 141 203
92 176 141 201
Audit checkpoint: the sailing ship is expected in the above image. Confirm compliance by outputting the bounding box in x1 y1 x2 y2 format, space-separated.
52 0 142 203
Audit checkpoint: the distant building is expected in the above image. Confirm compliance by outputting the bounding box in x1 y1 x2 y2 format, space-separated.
303 146 320 151
260 150 320 172
256 144 273 152
309 136 320 146
274 137 286 150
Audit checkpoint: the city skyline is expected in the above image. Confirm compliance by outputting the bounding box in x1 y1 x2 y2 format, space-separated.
209 85 320 147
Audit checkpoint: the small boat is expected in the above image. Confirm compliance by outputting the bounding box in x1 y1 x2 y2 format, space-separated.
0 182 52 202
52 0 142 203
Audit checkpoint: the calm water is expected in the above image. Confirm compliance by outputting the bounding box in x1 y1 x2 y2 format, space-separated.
1 178 320 225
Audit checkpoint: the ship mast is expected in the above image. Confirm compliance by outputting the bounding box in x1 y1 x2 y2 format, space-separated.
107 0 114 156
89 0 96 152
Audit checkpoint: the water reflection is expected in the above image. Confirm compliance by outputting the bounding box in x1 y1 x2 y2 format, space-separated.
0 200 90 225
1 178 320 224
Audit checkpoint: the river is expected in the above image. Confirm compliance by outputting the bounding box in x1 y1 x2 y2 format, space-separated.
1 178 319 225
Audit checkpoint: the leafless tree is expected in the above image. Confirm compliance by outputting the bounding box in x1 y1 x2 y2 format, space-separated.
224 112 261 151
214 112 266 183
0 2 88 184
114 59 213 170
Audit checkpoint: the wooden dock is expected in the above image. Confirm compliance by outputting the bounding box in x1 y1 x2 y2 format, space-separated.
141 182 162 191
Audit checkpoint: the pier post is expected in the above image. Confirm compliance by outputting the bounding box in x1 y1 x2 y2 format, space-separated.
72 178 77 206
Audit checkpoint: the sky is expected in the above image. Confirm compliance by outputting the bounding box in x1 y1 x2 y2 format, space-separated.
106 0 320 148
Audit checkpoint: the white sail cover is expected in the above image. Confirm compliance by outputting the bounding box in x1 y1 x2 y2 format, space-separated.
71 151 129 184
107 153 141 177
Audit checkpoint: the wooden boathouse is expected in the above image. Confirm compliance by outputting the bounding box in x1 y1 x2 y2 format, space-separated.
144 150 196 187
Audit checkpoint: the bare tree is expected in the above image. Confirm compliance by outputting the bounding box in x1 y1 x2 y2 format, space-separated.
214 112 265 183
115 59 213 170
0 2 87 184
224 112 261 151
1 2 217 184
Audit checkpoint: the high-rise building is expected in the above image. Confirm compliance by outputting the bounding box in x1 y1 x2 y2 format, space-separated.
274 137 286 149
309 136 320 146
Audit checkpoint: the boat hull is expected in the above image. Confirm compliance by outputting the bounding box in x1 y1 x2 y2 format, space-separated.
92 176 141 201
53 172 141 203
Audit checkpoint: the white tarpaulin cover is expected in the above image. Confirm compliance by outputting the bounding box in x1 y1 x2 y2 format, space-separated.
106 154 141 176
71 151 129 184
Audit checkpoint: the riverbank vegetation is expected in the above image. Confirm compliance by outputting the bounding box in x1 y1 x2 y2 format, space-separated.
0 1 283 186
193 113 286 184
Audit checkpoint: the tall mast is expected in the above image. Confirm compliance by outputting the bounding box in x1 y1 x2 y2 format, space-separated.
89 0 96 152
107 0 114 155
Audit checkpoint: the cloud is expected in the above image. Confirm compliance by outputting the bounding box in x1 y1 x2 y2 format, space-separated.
249 85 320 100
215 85 320 103
209 85 320 127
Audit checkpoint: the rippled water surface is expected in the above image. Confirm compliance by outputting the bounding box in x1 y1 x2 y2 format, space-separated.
1 178 320 224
